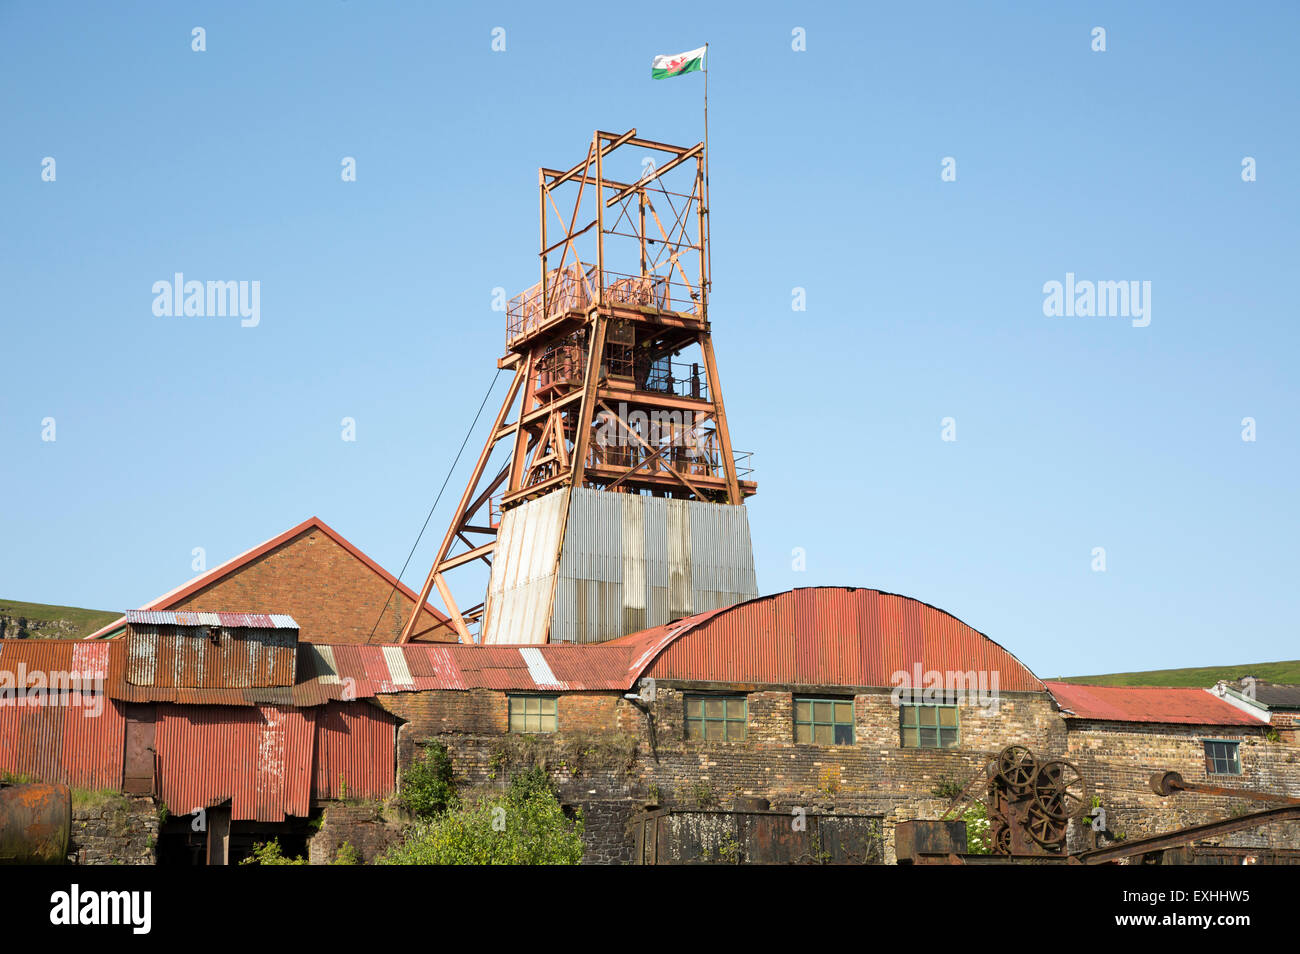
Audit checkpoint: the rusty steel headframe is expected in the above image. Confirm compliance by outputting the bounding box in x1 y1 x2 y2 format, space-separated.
400 129 754 644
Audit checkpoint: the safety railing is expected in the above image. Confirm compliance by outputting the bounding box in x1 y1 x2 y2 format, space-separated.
506 264 704 346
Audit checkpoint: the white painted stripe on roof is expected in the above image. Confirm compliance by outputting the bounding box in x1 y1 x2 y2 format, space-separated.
383 646 414 686
520 647 560 687
312 645 340 684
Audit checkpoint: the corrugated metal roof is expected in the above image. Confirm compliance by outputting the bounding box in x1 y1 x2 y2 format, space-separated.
607 587 1045 692
123 610 299 629
1044 682 1268 726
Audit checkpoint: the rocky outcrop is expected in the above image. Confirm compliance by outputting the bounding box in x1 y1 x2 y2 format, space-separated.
0 615 81 639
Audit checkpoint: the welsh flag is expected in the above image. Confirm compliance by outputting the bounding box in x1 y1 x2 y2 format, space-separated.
651 45 706 79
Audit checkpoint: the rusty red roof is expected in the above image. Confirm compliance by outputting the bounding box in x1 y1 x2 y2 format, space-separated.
1044 682 1268 726
11 587 1049 700
608 588 1045 692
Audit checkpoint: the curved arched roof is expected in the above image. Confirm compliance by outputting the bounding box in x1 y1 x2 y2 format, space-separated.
609 586 1044 692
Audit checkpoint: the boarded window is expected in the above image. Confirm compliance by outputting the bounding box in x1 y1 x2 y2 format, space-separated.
794 697 854 745
685 694 747 741
508 695 558 733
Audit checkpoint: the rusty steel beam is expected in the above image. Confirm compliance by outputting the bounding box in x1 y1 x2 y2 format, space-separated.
1149 770 1300 804
1076 804 1300 865
606 144 704 207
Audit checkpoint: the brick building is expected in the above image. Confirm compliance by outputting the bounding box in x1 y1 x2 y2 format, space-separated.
371 586 1067 863
86 516 454 644
1045 681 1300 852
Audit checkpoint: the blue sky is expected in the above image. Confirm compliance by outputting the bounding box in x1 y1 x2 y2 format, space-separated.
2 1 1296 678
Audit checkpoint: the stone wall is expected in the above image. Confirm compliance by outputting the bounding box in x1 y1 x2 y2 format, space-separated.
378 684 1063 864
68 794 157 865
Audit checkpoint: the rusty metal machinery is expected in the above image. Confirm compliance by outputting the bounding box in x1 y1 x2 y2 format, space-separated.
0 781 71 864
1149 770 1300 805
944 746 1089 856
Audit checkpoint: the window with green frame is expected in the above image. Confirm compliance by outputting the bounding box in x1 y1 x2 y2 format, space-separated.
794 697 854 745
685 694 747 741
1204 740 1241 776
508 695 558 733
899 700 959 749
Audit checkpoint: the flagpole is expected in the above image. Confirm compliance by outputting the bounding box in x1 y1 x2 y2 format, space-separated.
703 42 711 299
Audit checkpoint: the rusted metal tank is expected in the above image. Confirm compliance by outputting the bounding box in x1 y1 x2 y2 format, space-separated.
0 782 71 864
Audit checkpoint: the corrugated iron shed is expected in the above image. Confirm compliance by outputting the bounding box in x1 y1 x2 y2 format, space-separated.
125 620 297 690
1044 682 1268 726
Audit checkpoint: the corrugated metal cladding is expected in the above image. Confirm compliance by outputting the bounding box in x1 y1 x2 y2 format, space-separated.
155 704 315 821
153 701 398 821
482 486 757 645
0 696 126 790
312 702 397 800
553 489 757 644
124 622 297 689
622 588 1045 692
481 488 570 644
0 641 124 789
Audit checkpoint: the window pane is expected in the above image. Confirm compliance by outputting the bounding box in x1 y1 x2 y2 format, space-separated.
834 701 852 725
542 698 557 715
814 701 832 723
686 697 702 718
686 719 703 740
833 724 853 745
940 727 957 748
510 712 525 732
726 721 746 741
705 698 724 719
919 706 937 727
705 719 722 741
525 697 539 714
795 723 812 744
903 727 918 748
939 706 957 727
920 727 937 747
815 723 832 745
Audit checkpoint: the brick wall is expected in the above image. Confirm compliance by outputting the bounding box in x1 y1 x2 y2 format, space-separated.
1063 719 1300 850
169 527 451 643
307 801 405 864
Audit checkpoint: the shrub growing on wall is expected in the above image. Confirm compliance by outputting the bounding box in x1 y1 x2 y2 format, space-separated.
382 768 583 865
399 740 458 818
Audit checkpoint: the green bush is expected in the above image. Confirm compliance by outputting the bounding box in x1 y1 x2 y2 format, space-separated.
400 741 458 818
381 768 583 865
240 839 308 865
333 842 361 865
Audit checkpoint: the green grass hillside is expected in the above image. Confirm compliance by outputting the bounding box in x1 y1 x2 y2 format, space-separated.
0 599 119 639
1059 660 1300 687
